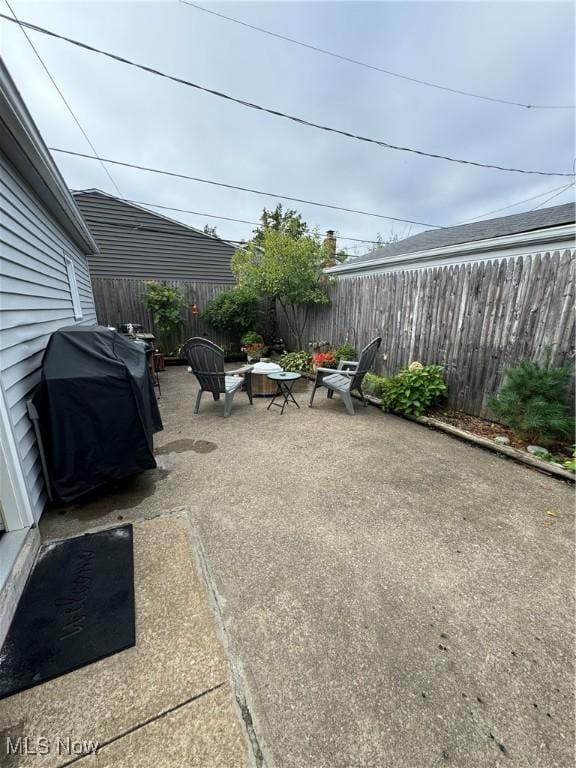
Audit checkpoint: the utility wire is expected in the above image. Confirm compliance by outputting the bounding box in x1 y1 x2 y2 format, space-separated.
2 2 123 197
53 148 444 227
180 1 575 111
1 14 573 178
79 216 381 246
529 182 575 211
453 182 576 225
79 193 383 243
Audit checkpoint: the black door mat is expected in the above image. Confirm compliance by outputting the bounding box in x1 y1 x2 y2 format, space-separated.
0 525 135 700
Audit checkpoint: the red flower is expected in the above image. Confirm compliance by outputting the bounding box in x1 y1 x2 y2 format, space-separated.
312 352 335 366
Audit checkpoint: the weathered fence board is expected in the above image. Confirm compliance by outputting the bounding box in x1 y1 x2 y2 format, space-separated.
276 251 575 417
91 278 236 353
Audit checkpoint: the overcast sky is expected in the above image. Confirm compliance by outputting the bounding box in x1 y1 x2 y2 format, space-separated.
1 0 574 253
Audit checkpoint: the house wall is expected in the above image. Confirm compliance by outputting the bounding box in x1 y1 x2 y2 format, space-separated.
278 250 576 417
74 192 236 283
0 152 97 522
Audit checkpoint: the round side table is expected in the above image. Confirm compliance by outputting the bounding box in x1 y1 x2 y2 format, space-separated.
266 372 302 415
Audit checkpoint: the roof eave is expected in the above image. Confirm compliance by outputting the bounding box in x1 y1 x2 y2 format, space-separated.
325 222 576 275
0 60 98 255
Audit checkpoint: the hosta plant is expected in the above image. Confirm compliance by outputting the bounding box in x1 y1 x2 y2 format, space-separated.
279 350 312 373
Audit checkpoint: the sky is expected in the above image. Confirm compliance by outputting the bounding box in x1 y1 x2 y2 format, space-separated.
1 0 574 255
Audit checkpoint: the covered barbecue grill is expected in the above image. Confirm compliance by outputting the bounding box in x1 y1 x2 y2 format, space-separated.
29 325 163 502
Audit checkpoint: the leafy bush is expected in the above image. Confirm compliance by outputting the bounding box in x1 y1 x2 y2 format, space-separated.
334 343 356 363
381 363 447 416
241 331 264 347
203 287 261 337
279 350 312 373
363 373 392 398
563 448 576 473
143 281 186 333
488 355 574 446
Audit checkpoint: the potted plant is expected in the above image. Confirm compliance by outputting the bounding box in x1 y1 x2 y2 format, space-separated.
311 350 337 371
241 331 266 362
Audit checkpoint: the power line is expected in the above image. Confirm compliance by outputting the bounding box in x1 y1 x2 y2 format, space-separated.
53 148 444 227
95 194 383 243
1 14 573 178
180 1 575 112
529 182 574 211
2 1 123 197
79 216 381 247
453 182 576 225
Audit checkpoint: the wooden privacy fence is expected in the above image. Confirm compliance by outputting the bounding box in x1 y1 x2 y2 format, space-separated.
277 250 575 417
91 278 237 353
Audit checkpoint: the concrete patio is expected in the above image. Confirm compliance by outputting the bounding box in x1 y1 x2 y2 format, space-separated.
2 365 574 767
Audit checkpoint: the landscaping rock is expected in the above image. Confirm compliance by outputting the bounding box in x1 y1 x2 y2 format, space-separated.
494 436 511 445
527 445 548 455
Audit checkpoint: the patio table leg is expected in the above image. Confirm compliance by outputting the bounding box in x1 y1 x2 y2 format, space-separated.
267 379 300 415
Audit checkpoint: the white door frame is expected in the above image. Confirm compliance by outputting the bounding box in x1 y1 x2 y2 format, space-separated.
0 379 34 531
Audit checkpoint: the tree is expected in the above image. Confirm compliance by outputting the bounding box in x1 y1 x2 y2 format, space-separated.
232 229 330 349
203 224 218 237
368 232 399 253
251 203 309 246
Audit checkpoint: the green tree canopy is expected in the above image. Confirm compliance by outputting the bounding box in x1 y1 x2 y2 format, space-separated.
232 229 330 349
251 203 309 246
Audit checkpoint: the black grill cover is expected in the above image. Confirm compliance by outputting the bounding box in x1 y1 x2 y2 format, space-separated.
31 325 163 502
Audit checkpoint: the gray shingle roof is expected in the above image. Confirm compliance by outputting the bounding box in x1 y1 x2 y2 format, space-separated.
351 202 575 265
73 190 236 282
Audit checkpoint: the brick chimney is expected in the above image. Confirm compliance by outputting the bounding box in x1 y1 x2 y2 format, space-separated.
324 230 336 261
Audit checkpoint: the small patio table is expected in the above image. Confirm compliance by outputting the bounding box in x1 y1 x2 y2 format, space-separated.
266 371 301 415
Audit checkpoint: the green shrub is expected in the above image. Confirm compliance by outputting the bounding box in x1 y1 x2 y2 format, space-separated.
241 331 264 347
203 287 261 337
488 355 574 446
381 364 447 416
363 372 392 398
334 343 356 363
279 350 312 373
563 447 576 473
143 281 186 334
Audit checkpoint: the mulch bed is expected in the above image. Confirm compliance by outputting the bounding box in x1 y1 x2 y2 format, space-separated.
428 407 571 460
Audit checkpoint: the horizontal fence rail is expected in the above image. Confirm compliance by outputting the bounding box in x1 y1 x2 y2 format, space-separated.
91 278 237 353
277 250 575 416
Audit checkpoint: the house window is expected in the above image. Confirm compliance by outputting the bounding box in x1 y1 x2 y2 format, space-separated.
64 255 83 320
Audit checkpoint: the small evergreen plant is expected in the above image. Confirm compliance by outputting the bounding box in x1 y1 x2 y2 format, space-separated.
488 354 574 446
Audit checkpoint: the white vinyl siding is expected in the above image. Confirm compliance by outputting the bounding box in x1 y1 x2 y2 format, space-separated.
64 255 83 319
0 152 96 522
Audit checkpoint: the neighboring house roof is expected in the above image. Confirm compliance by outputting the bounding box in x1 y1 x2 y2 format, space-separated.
73 189 236 283
329 202 575 276
0 59 98 255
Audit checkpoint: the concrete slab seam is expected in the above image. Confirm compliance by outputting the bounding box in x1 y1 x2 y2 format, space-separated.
181 508 274 768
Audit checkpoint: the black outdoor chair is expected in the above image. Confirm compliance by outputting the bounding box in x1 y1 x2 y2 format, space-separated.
309 337 382 415
184 337 253 417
